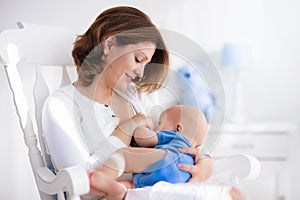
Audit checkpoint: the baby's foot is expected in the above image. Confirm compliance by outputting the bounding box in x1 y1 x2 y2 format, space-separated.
89 170 126 199
105 184 127 200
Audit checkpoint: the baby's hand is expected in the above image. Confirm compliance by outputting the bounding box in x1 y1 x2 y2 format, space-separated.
134 126 149 138
131 113 153 129
134 126 158 147
118 113 152 137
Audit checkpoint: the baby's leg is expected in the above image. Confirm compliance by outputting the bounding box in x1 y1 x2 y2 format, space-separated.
89 170 127 200
93 147 165 199
89 151 127 199
100 147 166 177
119 180 134 190
100 150 126 178
121 147 166 173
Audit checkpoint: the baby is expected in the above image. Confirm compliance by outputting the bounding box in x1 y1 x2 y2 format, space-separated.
132 105 208 188
90 105 244 200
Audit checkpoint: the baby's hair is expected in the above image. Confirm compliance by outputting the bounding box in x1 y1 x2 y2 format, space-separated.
164 105 208 147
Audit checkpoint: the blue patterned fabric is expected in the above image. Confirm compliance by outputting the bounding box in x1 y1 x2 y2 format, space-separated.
133 130 194 188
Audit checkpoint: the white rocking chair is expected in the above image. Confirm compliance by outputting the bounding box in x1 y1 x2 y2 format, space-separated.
0 22 260 200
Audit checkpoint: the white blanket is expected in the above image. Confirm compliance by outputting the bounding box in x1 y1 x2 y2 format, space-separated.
125 181 231 200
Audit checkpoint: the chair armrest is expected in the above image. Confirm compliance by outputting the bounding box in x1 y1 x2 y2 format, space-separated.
210 154 261 184
36 165 89 200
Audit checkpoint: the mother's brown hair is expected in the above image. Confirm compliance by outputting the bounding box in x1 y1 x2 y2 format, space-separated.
72 6 169 93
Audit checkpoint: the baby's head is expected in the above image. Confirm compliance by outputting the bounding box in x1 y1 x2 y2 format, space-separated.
156 105 208 147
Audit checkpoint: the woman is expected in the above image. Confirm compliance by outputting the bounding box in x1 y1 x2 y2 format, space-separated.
42 6 213 199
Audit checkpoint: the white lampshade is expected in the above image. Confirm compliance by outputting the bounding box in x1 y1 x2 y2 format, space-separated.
220 43 253 69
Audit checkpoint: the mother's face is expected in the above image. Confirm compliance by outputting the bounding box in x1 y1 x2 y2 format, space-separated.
102 41 156 91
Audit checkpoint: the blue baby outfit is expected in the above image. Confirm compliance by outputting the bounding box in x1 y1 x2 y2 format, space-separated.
133 130 194 188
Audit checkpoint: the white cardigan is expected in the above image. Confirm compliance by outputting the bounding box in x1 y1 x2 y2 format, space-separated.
42 83 155 171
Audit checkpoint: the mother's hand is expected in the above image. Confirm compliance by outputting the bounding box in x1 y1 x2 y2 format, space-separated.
178 147 214 182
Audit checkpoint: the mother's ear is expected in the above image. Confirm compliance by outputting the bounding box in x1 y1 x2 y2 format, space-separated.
103 35 115 55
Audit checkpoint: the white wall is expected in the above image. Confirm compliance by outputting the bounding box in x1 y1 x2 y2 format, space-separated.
242 0 300 122
1 0 300 199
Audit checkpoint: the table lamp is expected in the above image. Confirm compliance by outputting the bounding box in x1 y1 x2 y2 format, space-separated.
220 42 253 122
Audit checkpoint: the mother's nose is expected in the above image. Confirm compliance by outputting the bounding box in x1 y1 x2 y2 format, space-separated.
134 64 145 78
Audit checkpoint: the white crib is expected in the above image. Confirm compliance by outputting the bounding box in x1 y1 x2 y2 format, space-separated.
0 22 260 200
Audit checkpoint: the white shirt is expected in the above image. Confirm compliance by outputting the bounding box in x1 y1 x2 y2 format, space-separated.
42 84 157 171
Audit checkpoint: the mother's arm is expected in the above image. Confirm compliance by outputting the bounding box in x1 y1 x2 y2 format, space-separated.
43 93 153 171
42 95 126 171
178 147 214 182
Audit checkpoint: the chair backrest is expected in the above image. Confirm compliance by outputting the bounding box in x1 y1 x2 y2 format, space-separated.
0 22 80 199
